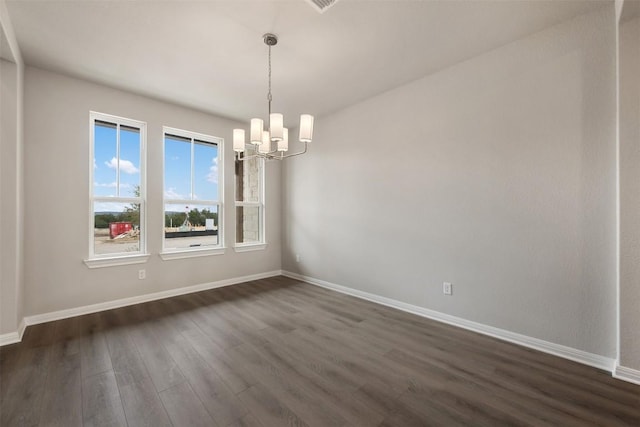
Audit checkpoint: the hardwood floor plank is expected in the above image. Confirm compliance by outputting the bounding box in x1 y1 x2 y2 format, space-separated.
78 313 113 379
82 370 127 427
238 383 308 427
127 305 186 393
183 328 257 394
156 317 249 426
228 343 347 426
38 352 82 427
119 377 172 427
158 381 216 427
0 346 50 426
226 413 264 427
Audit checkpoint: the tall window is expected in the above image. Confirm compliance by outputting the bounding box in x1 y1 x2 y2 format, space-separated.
163 127 223 252
90 112 146 258
235 146 265 246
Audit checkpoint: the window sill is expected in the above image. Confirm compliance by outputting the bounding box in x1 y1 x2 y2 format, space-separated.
159 247 226 261
234 243 267 253
84 254 150 269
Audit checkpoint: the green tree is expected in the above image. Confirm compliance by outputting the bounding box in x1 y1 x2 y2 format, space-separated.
188 208 203 227
123 185 141 227
95 213 117 228
165 212 185 228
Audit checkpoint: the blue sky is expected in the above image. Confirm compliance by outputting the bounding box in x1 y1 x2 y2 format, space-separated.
93 124 219 213
164 136 218 202
93 123 140 198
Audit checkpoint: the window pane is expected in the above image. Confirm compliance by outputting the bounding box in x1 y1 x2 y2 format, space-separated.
93 121 117 197
93 201 141 255
193 141 218 201
164 135 192 200
236 206 261 243
119 125 141 197
164 203 218 249
235 147 260 202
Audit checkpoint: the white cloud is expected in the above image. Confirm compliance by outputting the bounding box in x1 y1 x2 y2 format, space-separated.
164 187 185 199
207 157 218 184
94 158 97 169
95 182 131 189
94 201 130 213
105 157 139 174
95 182 118 188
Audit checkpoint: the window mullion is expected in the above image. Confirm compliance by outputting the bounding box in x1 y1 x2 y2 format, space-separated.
190 138 195 199
116 123 121 197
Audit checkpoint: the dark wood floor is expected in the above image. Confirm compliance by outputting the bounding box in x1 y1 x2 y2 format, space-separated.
1 276 639 427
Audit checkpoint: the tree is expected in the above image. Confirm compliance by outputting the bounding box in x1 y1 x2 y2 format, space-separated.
123 185 141 227
165 212 185 228
95 213 117 228
188 208 203 227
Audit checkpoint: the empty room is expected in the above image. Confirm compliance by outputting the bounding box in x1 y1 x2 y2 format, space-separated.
1 0 639 425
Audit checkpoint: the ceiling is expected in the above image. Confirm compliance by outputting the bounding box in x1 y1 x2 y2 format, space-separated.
6 0 608 126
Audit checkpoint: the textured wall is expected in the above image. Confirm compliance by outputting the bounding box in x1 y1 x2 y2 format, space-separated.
23 67 282 317
282 7 617 358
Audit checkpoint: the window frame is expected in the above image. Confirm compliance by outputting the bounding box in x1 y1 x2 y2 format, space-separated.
234 145 266 251
85 111 149 268
160 126 225 260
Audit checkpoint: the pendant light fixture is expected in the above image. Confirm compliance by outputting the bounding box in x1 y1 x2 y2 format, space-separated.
233 33 314 161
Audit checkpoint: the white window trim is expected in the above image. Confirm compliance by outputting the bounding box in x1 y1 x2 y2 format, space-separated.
161 126 224 258
85 112 148 266
234 243 267 252
159 248 225 260
234 147 266 249
84 254 150 269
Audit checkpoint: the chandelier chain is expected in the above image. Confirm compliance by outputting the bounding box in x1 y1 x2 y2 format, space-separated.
267 44 272 116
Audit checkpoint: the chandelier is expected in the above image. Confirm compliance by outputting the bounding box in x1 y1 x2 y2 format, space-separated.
233 33 314 161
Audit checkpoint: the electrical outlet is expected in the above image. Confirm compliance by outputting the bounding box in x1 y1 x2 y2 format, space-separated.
443 282 452 295
296 254 301 263
138 269 146 280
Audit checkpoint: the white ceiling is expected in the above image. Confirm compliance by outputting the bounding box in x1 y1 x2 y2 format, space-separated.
6 0 607 126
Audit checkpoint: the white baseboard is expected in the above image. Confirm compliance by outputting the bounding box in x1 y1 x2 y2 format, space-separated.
0 331 20 346
0 317 27 346
614 365 640 385
282 270 616 373
0 270 282 346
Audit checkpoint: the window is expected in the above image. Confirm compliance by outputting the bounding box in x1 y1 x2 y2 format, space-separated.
162 127 223 256
235 145 265 249
89 112 146 261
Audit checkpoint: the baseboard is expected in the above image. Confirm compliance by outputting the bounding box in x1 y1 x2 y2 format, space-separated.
282 270 616 373
0 270 282 346
0 331 20 346
0 317 27 346
613 365 640 385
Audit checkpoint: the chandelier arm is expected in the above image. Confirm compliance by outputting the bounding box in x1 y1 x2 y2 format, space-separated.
236 142 308 162
272 142 308 160
236 151 265 161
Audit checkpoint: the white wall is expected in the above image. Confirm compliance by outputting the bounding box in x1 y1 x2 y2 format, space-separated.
0 0 24 338
283 6 617 358
23 67 281 317
619 14 640 371
0 59 21 335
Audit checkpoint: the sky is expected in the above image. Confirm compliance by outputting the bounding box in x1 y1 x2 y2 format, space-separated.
93 123 219 213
